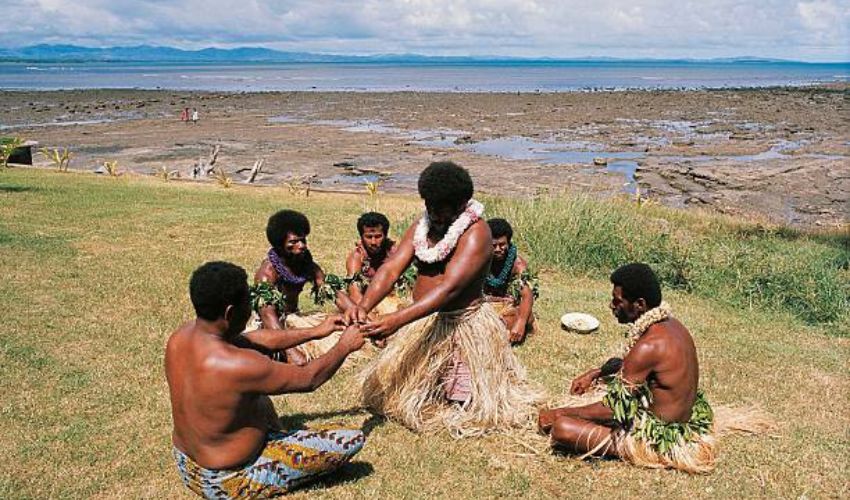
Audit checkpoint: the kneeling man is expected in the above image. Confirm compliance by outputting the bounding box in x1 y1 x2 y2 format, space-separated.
538 263 716 473
166 261 366 498
484 218 538 344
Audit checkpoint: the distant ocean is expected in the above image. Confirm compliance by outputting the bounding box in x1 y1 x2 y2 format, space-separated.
1 60 847 92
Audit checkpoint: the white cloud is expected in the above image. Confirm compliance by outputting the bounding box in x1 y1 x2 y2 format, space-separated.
1 0 848 61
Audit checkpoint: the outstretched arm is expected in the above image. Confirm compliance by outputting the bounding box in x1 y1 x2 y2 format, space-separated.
362 220 491 338
241 315 345 351
237 326 365 395
314 263 357 312
346 224 415 324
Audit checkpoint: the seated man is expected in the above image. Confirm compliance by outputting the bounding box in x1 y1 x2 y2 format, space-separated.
166 261 366 498
483 218 538 344
253 209 355 364
538 263 716 473
345 212 407 318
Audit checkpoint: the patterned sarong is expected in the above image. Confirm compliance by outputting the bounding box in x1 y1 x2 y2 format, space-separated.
173 429 365 499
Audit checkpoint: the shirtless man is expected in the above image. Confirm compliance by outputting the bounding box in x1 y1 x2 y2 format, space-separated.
538 263 714 471
483 218 537 344
348 161 540 435
255 209 355 364
166 261 366 498
345 211 397 305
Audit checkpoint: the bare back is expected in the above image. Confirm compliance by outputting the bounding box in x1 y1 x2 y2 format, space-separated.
623 318 699 423
165 322 274 470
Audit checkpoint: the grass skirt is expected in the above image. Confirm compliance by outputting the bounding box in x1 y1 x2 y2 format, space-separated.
612 426 717 474
359 302 544 437
554 387 775 474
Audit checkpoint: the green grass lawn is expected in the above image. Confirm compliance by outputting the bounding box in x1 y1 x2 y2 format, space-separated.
1 169 847 498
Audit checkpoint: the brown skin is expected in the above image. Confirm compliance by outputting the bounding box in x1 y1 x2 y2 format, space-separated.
165 299 365 470
538 285 699 456
344 202 492 338
488 235 535 344
255 231 356 365
345 225 389 304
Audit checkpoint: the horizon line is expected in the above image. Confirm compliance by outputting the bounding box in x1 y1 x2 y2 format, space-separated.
2 43 848 65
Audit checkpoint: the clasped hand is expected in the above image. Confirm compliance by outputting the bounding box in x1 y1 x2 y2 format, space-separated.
342 304 402 340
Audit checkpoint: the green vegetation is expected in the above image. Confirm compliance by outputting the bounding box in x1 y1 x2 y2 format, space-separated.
0 137 25 169
39 147 73 172
1 169 847 498
486 194 849 328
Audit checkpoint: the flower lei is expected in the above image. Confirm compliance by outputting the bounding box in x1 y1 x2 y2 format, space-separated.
622 301 672 354
267 247 310 286
413 199 484 263
486 244 517 289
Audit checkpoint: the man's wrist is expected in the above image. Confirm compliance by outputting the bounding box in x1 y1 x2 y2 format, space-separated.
598 357 623 377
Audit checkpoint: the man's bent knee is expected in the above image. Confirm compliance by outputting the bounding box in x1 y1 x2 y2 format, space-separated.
550 416 583 445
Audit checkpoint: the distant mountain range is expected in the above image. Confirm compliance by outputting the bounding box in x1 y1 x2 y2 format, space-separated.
0 44 834 64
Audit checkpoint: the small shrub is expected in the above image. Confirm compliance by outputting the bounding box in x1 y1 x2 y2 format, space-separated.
212 168 232 188
0 137 25 169
103 160 119 177
40 147 73 172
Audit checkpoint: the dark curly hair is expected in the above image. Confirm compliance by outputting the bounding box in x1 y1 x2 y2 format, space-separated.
487 218 513 242
357 212 390 236
189 261 249 321
417 161 474 208
610 263 662 309
266 209 310 249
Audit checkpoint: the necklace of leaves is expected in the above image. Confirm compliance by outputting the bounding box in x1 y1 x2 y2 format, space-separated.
486 244 517 289
267 247 310 286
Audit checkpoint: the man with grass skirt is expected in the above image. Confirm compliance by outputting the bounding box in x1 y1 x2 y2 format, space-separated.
166 262 366 498
252 209 356 365
538 263 717 473
484 218 539 344
346 161 542 437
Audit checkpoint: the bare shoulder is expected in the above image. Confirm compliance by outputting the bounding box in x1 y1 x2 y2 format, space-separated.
202 341 270 379
513 254 528 274
349 243 364 259
458 219 492 249
165 322 194 357
646 318 692 342
255 259 277 283
400 219 419 242
346 245 363 271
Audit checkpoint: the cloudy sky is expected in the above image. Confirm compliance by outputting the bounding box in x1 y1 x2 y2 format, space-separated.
3 0 848 61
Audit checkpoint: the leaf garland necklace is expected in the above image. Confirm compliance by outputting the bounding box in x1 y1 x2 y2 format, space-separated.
622 301 672 355
486 244 517 289
413 199 484 263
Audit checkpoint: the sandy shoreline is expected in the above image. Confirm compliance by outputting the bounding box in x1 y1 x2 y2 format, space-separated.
2 86 847 227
